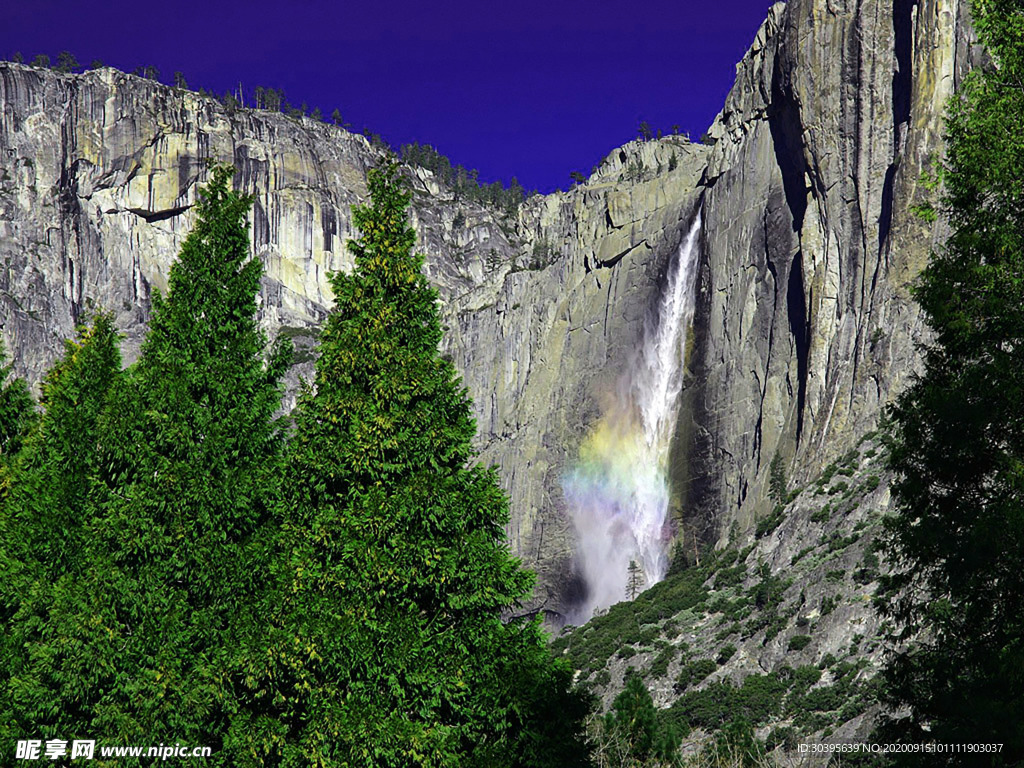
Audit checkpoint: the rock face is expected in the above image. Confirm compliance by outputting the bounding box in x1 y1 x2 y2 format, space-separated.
0 0 977 621
681 0 978 544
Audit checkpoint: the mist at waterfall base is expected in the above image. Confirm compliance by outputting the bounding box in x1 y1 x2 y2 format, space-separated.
563 215 701 624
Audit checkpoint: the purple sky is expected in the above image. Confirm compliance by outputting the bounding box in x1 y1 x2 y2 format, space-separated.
2 0 776 193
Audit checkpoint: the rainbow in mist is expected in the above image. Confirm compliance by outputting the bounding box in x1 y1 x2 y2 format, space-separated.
563 213 702 622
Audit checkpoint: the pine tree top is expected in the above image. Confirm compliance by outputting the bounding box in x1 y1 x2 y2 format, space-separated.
297 163 477 487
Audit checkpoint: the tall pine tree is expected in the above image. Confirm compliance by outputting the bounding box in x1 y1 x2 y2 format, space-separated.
2 165 290 761
2 314 120 577
0 314 121 742
243 163 590 767
880 0 1024 761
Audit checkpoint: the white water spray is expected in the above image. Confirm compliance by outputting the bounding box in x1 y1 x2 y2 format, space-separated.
563 213 702 622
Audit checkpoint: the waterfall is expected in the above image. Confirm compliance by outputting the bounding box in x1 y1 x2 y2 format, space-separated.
563 213 702 622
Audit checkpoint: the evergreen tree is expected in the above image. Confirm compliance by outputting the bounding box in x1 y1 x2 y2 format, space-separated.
1 315 120 574
3 166 290 760
604 671 679 764
55 50 78 73
626 559 645 600
244 163 590 766
0 315 121 737
880 0 1024 761
607 672 658 761
0 342 35 468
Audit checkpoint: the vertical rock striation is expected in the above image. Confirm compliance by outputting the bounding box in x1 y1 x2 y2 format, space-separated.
683 0 978 544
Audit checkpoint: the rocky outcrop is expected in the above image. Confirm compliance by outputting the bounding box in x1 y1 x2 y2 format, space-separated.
0 0 978 621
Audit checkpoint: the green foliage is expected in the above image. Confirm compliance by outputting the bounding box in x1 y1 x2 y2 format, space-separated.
669 672 790 732
712 717 768 768
854 549 880 585
675 659 717 693
2 165 291 761
817 596 838 621
714 562 747 589
765 725 798 753
400 142 529 213
785 662 875 733
717 644 738 665
647 645 677 678
791 665 822 692
787 635 812 652
620 550 714 630
54 50 78 73
1 316 120 738
755 504 786 539
245 163 590 766
910 159 945 223
605 672 679 763
879 3 1024 760
814 452 859 495
1 315 120 576
528 238 557 270
623 159 647 182
735 567 791 644
748 565 788 611
826 531 859 553
0 342 36 465
791 545 815 565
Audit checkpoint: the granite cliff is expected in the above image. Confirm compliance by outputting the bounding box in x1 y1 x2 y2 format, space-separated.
0 0 977 626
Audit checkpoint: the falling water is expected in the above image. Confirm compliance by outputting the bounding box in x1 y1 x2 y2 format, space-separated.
563 213 702 622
